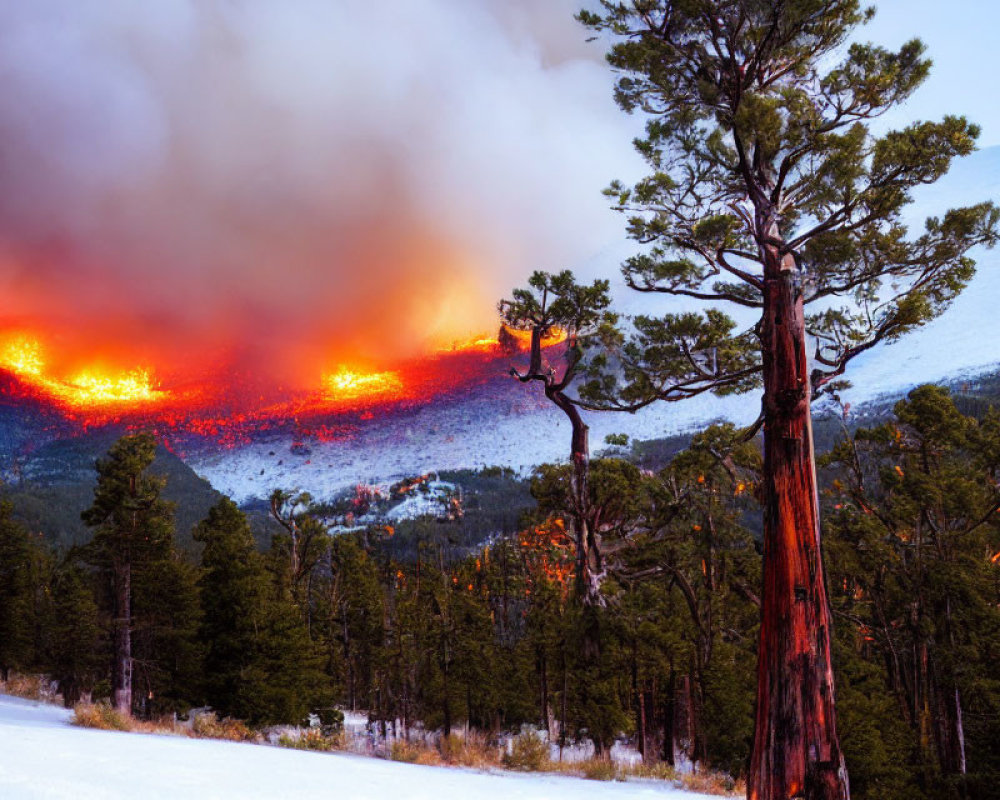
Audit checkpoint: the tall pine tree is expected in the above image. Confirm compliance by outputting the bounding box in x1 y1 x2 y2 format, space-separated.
0 501 42 681
195 498 325 725
82 433 173 714
578 4 999 797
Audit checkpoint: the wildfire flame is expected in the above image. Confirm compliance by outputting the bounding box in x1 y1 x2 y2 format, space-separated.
439 334 500 354
441 324 568 354
0 317 569 444
1 335 169 409
323 367 404 403
518 517 575 594
1 337 44 376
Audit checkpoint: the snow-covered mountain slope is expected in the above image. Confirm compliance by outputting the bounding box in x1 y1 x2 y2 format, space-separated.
185 371 757 505
0 695 716 800
189 146 1000 504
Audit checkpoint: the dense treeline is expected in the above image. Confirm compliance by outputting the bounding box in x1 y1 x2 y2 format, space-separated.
1 387 999 798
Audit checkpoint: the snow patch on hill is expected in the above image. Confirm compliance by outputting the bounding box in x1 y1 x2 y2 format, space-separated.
0 695 716 800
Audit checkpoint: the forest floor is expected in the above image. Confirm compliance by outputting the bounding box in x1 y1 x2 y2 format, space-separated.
0 694 717 800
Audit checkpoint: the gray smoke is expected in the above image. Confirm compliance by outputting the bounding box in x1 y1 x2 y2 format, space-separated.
0 0 640 383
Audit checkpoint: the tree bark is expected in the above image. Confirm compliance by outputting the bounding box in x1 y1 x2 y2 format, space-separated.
748 236 848 800
544 357 602 608
518 323 603 607
112 561 132 714
672 673 695 773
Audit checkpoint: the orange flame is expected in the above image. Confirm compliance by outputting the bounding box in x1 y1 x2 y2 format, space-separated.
1 335 170 410
323 366 405 403
441 324 567 354
517 517 575 594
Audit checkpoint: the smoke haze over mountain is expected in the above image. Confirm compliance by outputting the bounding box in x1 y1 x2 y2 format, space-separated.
0 0 639 384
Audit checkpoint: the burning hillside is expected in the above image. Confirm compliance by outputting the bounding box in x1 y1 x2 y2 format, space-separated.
0 326 566 454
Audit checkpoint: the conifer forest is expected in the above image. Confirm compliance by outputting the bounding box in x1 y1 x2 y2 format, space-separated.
2 3 1000 800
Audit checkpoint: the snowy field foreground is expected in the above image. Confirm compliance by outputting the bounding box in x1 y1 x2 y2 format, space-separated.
0 696 716 800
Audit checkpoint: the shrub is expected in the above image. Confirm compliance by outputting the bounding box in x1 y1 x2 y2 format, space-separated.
72 702 194 737
72 703 131 731
192 712 256 742
1 673 57 703
681 771 742 797
582 759 620 782
439 731 500 768
503 730 549 771
313 707 345 735
278 728 341 752
627 761 678 781
390 739 422 763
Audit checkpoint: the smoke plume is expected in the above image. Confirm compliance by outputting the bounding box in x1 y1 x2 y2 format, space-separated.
0 0 638 387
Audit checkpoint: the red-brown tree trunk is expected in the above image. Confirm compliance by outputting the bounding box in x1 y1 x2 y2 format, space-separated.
748 239 848 800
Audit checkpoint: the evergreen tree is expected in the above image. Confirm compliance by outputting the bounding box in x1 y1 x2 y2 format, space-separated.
578 5 999 798
81 432 173 714
47 561 102 707
500 271 618 605
0 501 41 680
132 554 203 715
825 385 1000 796
195 498 325 725
321 534 384 712
613 426 759 772
195 498 267 720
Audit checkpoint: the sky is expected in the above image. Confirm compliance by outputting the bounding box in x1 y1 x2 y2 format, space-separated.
0 0 995 387
861 1 1000 146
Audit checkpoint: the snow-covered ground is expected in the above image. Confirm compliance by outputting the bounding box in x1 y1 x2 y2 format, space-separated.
0 695 716 800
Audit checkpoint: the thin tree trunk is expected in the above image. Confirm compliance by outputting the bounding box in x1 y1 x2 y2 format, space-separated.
944 596 967 776
749 238 848 800
632 639 643 761
560 645 568 762
663 668 676 766
953 687 967 776
549 386 601 607
539 648 552 737
112 561 132 714
673 673 695 773
639 687 650 765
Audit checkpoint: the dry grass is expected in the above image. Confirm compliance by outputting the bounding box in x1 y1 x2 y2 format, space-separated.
66 695 741 796
388 738 445 766
72 703 191 736
72 702 132 731
277 727 343 752
581 759 621 781
387 732 503 768
678 770 743 796
625 761 679 781
0 673 60 704
71 703 260 744
191 712 257 742
388 739 421 763
544 755 741 795
440 732 501 769
502 729 550 771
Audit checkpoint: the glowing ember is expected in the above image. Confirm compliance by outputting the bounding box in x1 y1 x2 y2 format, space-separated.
0 334 169 409
324 367 404 402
